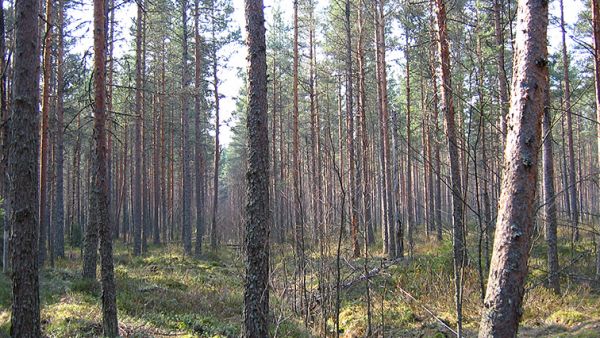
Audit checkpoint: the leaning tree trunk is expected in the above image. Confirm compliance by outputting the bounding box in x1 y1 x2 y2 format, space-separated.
9 0 42 333
92 0 119 333
242 0 271 336
479 0 549 336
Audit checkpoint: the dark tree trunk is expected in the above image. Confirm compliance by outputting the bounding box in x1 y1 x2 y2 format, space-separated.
479 0 549 335
9 0 41 334
242 0 270 336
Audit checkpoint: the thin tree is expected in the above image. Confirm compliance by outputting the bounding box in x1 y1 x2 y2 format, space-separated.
54 0 65 258
559 0 579 242
209 0 220 250
1 0 9 272
242 1 271 335
591 0 600 279
493 0 508 142
292 0 305 285
39 0 53 266
133 1 143 256
9 0 42 334
542 87 560 294
479 0 549 335
433 0 466 334
345 0 360 258
194 0 205 257
374 0 395 258
182 0 192 255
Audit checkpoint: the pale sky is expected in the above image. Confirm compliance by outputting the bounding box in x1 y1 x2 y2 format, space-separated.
68 0 585 146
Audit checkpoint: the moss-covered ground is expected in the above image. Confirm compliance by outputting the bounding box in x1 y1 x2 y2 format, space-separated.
0 229 598 337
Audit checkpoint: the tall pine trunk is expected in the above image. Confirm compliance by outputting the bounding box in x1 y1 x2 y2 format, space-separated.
433 0 466 334
181 0 192 255
479 0 549 335
591 0 600 279
242 1 270 335
9 0 42 333
194 0 205 257
133 2 143 256
559 0 579 242
92 0 119 332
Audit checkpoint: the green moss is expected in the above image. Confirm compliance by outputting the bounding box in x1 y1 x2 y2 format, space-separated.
70 278 100 297
42 296 102 337
548 310 588 327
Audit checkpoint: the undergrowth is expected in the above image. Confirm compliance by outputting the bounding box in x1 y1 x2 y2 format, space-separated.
0 228 597 337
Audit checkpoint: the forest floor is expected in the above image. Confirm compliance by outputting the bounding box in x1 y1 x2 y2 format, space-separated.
0 230 599 337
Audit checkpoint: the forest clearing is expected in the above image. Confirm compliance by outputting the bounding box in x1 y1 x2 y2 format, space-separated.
0 0 599 336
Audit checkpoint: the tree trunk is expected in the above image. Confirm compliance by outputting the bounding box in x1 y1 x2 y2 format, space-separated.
357 1 373 245
374 0 395 259
181 0 192 255
405 33 414 257
559 0 579 242
433 0 466 334
210 20 220 250
9 0 42 333
479 0 549 335
345 0 360 258
591 0 600 279
242 1 270 336
39 0 53 266
542 88 560 295
194 0 205 257
1 0 9 272
292 0 304 273
54 0 65 258
92 0 119 332
494 0 509 143
133 2 143 256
